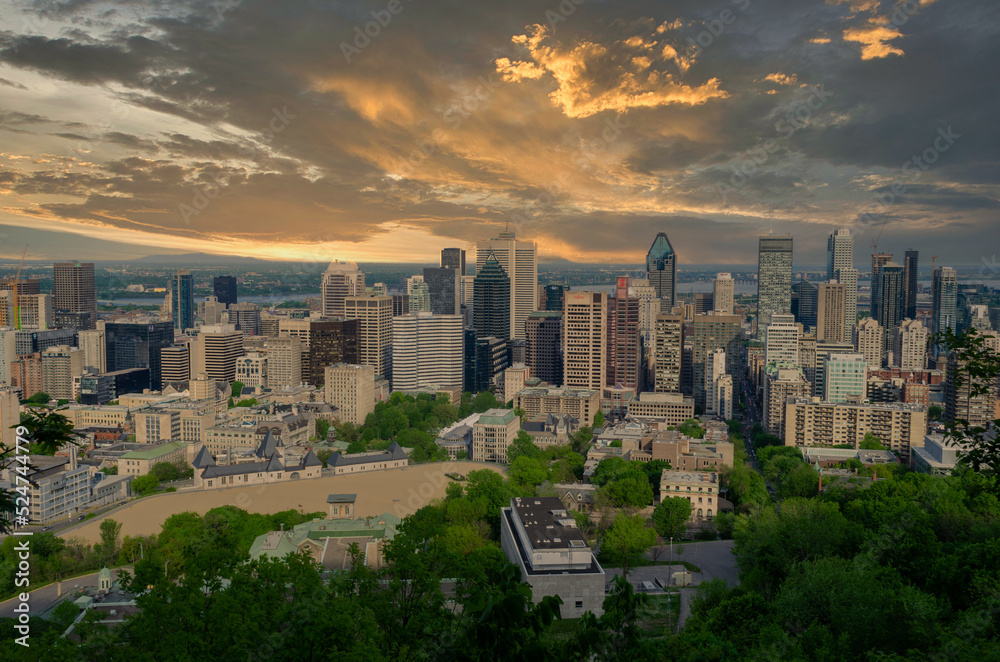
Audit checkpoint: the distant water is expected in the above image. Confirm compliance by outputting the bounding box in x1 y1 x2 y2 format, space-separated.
99 293 322 306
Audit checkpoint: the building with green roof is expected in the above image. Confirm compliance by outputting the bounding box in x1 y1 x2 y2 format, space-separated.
120 440 186 476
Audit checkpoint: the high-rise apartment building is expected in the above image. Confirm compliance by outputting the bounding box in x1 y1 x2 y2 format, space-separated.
826 228 857 335
932 266 958 354
324 363 375 426
654 312 684 393
344 294 393 379
757 234 793 335
40 345 83 401
0 292 53 330
78 329 106 373
473 252 511 341
266 336 303 388
713 273 734 315
852 317 883 368
406 276 430 313
52 261 96 330
893 319 928 371
524 311 562 386
190 324 244 383
321 260 365 317
816 281 848 343
646 232 677 307
424 267 461 315
812 340 856 398
213 276 238 306
563 291 607 391
763 364 811 436
823 353 867 403
945 354 997 430
606 278 643 395
227 302 262 336
764 314 800 366
705 348 726 417
692 313 741 410
476 231 537 340
441 248 467 275
171 270 195 332
903 250 919 320
391 313 464 390
104 321 174 390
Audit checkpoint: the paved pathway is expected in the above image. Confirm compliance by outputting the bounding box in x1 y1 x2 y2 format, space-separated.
0 571 102 621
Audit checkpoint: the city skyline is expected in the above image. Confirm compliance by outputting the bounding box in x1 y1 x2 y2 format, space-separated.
0 0 996 266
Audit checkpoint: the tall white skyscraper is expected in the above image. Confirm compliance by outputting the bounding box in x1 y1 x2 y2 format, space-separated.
562 291 607 390
78 329 106 373
765 314 800 366
476 230 537 340
853 317 883 368
827 227 857 337
321 260 365 317
713 273 734 315
706 348 730 418
391 313 464 390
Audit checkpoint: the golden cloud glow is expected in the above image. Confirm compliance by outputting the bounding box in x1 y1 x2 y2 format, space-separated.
495 25 727 119
762 72 799 85
843 23 904 60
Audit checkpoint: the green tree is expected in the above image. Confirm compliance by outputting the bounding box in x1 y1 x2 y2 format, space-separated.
653 496 692 539
928 404 943 421
97 519 123 565
21 391 50 406
508 456 548 490
603 476 653 508
315 418 331 440
594 410 605 428
100 465 118 476
506 431 543 464
230 380 244 398
600 513 656 576
19 406 77 455
860 432 885 450
149 462 179 483
132 474 160 496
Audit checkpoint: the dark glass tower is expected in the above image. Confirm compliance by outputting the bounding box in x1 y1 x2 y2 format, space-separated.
473 251 511 341
792 279 818 330
423 267 460 315
903 250 919 320
172 270 195 332
874 263 905 331
440 248 466 275
104 321 174 390
646 233 677 307
214 276 238 306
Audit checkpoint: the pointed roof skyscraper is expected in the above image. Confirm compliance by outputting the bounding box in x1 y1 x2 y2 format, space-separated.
646 233 677 307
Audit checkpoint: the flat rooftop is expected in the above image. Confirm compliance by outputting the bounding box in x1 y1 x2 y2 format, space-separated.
511 497 588 551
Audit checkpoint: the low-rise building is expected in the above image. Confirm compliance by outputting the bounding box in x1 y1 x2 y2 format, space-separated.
659 470 719 521
192 432 322 490
499 497 605 618
327 441 409 475
911 433 977 476
119 440 187 477
625 392 696 426
472 408 520 464
515 386 601 427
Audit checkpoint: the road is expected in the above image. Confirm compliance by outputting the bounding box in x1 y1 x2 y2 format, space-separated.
0 569 118 621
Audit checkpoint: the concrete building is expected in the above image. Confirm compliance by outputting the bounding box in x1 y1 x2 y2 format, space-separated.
190 323 244 383
912 433 975 476
757 234 793 335
646 232 677 307
344 294 393 379
119 441 186 476
713 273 734 314
500 497 605 618
3 453 90 523
193 433 322 490
931 266 958 354
236 353 267 390
78 329 106 373
816 281 848 343
472 408 520 463
503 364 530 405
853 317 883 368
765 314 800 366
160 344 190 385
691 313 741 411
945 355 998 430
705 348 726 418
476 230 537 340
812 340 857 398
893 319 928 371
391 312 464 390
324 363 375 426
763 365 811 436
407 276 430 313
266 336 303 388
660 470 719 521
0 388 17 450
40 345 84 401
11 352 43 399
654 311 684 393
826 228 857 336
515 386 601 427
606 278 644 401
783 397 927 461
563 291 607 391
327 441 409 475
823 353 868 403
321 260 365 317
53 261 97 330
0 292 53 329
524 311 562 386
227 302 262 337
626 392 696 426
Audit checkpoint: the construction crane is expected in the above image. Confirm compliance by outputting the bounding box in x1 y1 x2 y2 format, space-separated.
932 255 939 272
9 244 28 330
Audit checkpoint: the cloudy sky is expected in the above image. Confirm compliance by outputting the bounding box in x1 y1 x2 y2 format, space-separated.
0 0 996 266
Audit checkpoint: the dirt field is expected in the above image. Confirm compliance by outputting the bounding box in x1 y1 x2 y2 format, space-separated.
62 462 504 545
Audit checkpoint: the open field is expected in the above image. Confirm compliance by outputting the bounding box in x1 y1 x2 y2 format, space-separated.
61 462 504 545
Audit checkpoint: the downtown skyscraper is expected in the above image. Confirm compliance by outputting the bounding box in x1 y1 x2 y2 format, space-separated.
646 232 677 307
826 227 857 336
903 250 919 320
475 230 537 340
171 270 194 332
757 234 793 336
473 251 511 341
932 266 958 355
321 260 365 318
52 261 97 330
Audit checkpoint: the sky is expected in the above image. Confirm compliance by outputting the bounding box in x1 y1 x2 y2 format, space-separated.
0 0 997 267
